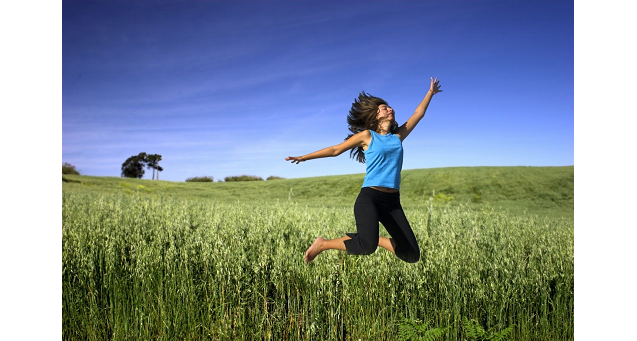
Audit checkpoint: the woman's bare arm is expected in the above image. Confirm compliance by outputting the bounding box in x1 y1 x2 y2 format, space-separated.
286 130 371 164
397 77 442 141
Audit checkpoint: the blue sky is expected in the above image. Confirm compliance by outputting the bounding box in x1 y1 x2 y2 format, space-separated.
62 0 573 182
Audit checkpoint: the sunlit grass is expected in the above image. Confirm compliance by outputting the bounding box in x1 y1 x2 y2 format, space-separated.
62 189 573 340
62 165 573 218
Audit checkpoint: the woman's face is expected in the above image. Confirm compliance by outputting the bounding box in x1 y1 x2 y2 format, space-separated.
376 104 395 123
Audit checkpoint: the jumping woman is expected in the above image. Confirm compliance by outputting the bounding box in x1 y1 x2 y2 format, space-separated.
286 77 442 264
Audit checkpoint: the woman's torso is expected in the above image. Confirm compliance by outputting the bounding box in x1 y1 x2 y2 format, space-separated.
361 130 403 191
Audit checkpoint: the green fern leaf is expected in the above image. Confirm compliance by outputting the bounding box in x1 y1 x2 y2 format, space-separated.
398 318 449 341
464 317 486 340
398 318 419 341
421 325 450 341
488 324 514 341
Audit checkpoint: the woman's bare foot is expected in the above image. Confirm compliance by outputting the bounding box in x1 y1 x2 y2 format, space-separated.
305 237 325 264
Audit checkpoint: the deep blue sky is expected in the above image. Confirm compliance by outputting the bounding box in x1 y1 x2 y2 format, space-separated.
62 0 574 181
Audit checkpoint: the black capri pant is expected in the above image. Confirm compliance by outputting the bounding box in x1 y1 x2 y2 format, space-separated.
343 187 420 263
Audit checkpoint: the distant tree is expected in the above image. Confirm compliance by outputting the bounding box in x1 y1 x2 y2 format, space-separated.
224 175 264 182
121 152 147 178
146 154 163 180
185 176 214 182
62 162 80 175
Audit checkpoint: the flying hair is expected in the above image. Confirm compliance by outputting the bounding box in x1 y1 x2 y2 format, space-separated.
345 91 398 163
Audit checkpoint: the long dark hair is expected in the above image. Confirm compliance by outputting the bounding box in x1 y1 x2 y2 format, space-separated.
345 91 398 163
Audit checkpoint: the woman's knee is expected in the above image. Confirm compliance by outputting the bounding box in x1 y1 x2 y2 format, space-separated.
359 238 378 255
345 234 378 255
403 252 420 263
397 247 420 263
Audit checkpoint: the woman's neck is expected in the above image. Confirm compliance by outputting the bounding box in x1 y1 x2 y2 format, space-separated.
376 121 392 135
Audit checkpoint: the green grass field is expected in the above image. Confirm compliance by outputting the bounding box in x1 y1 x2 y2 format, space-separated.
63 166 573 217
62 166 574 340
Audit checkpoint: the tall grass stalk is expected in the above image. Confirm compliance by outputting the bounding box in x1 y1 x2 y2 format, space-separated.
63 191 573 340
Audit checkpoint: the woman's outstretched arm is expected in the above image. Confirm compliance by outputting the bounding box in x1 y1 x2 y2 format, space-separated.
286 130 371 164
397 77 442 141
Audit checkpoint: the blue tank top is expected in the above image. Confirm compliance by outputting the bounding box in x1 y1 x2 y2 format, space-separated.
362 130 403 189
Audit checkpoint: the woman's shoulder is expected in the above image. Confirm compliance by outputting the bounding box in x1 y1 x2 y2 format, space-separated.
355 129 372 138
351 129 372 151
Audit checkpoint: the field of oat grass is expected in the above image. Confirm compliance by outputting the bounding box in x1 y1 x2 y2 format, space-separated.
63 166 573 340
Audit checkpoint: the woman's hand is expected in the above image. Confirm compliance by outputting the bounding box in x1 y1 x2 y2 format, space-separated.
429 77 442 95
397 76 441 141
285 156 304 164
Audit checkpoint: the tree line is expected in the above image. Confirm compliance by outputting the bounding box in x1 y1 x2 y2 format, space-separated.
121 152 163 179
65 153 284 182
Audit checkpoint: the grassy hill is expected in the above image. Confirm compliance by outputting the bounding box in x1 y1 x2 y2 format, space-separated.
62 166 573 218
